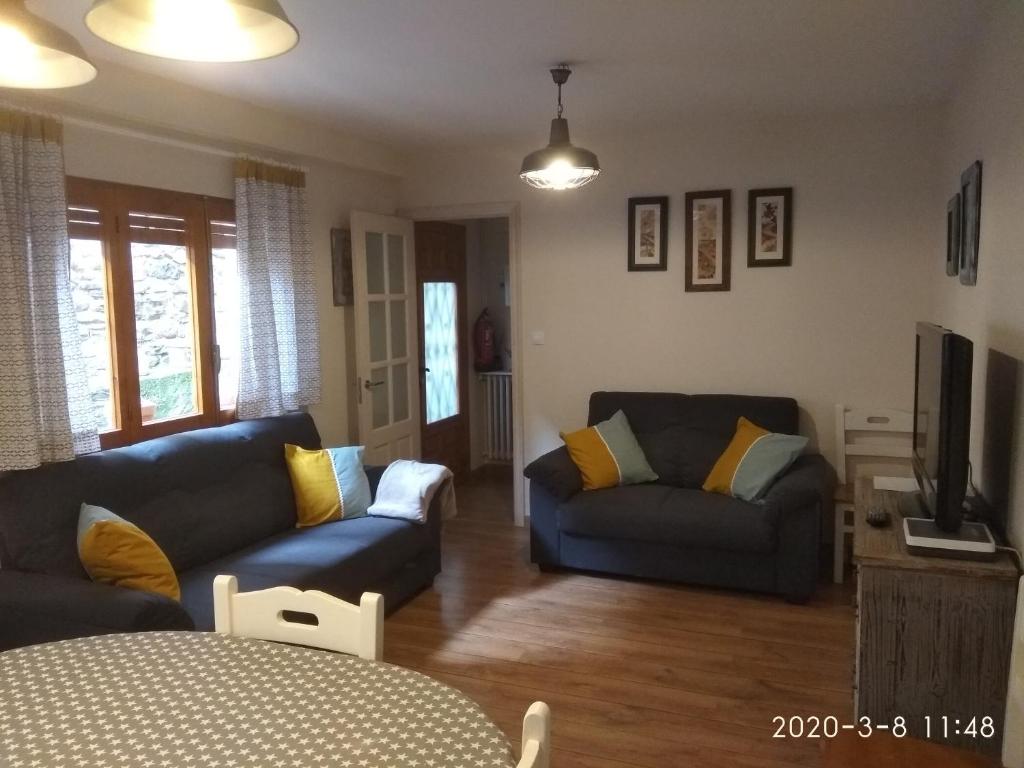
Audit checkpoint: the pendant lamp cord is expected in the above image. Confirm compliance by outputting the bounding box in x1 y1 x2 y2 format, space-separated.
556 81 564 118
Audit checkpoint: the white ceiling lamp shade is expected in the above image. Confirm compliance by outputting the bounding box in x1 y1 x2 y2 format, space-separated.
520 64 600 191
0 0 96 89
85 0 299 63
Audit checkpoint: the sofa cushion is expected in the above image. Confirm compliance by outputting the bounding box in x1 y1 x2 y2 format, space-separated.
561 410 658 490
0 413 320 578
178 515 433 631
77 503 181 601
557 484 778 554
587 392 799 491
636 425 729 489
704 417 808 501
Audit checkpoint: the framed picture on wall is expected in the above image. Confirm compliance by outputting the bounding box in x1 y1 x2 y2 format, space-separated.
945 193 961 277
959 161 982 286
627 196 668 271
684 189 731 292
330 228 353 305
747 187 793 267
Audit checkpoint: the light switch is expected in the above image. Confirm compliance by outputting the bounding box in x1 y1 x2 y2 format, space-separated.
530 330 545 345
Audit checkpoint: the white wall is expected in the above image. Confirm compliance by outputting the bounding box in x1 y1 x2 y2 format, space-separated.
401 108 943 484
931 4 1024 549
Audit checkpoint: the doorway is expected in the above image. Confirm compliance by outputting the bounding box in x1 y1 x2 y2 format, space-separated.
414 216 514 515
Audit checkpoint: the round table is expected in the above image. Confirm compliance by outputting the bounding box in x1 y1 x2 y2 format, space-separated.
0 631 515 768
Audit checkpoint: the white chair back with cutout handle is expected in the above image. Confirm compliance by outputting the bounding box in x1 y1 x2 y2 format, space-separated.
832 404 914 583
213 574 384 660
517 702 551 768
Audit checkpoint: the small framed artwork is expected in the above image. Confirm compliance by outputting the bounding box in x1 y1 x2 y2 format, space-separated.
747 187 793 267
945 193 961 277
330 228 353 306
627 196 668 271
959 161 982 286
684 189 731 292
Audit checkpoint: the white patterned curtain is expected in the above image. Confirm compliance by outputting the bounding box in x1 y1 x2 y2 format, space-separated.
234 158 321 419
0 111 99 470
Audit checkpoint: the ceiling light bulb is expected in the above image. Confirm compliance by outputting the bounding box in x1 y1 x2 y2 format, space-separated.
85 0 299 62
0 1 96 89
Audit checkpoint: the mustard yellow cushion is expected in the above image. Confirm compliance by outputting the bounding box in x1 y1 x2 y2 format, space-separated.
284 444 343 527
703 417 808 501
561 410 658 491
77 504 180 601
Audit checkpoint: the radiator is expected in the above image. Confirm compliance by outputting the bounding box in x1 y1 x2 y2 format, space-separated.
481 371 512 462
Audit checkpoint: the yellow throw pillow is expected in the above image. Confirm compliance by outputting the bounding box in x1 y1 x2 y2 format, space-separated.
284 444 343 527
561 410 658 491
77 504 180 601
703 417 809 501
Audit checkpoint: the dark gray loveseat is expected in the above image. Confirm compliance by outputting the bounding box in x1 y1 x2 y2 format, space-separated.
0 413 442 651
524 392 834 602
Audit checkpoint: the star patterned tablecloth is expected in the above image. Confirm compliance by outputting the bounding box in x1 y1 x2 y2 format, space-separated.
0 631 515 768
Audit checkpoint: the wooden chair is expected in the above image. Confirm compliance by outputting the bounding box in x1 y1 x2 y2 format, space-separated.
833 405 913 583
1005 575 1024 768
212 574 384 660
517 702 551 768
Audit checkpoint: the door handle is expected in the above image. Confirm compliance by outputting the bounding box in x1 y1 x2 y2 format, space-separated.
419 367 431 375
364 379 385 390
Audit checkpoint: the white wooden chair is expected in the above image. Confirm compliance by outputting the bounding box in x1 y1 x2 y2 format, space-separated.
212 574 384 660
1005 575 1024 768
517 702 551 768
833 405 913 583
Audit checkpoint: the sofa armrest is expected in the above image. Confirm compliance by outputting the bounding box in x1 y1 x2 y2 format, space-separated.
763 454 835 603
524 447 582 502
0 570 194 651
763 454 836 512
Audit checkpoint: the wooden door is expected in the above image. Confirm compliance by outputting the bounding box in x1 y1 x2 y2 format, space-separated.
415 222 470 478
350 211 421 465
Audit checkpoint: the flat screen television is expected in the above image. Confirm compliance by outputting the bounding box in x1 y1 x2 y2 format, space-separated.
911 322 973 531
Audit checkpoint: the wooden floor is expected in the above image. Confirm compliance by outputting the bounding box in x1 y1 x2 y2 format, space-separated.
384 465 856 768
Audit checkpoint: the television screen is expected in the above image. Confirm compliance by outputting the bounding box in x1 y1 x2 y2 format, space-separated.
913 327 943 496
911 322 973 531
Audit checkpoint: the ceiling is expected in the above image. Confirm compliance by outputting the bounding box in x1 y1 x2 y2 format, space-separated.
30 0 990 150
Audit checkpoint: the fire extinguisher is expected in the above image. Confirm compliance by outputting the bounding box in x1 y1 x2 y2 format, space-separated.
474 309 497 372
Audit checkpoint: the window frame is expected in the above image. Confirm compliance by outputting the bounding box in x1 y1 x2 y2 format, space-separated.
66 177 236 449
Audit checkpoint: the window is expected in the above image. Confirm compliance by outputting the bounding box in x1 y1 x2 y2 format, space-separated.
422 281 459 424
66 178 238 448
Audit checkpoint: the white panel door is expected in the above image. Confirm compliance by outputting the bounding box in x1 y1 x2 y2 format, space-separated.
351 211 421 465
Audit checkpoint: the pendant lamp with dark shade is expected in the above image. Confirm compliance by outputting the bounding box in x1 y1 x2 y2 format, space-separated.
520 65 601 191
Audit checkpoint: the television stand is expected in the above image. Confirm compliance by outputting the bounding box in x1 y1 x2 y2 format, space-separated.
902 516 997 561
854 478 1019 757
897 489 928 519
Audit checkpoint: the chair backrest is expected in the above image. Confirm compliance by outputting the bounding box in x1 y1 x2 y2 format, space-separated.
213 574 384 660
1005 576 1024 768
834 404 914 485
517 702 551 768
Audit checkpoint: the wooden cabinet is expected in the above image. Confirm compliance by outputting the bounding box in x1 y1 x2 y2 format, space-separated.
853 479 1019 757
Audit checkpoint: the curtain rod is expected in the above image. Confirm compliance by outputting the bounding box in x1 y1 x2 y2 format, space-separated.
0 99 308 172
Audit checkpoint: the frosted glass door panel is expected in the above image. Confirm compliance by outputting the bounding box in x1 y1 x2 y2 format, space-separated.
368 300 387 363
423 281 459 424
370 366 390 428
392 362 409 423
366 232 385 294
390 300 407 358
387 234 405 293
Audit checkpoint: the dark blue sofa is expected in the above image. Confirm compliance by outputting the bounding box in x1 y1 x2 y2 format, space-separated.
524 392 834 602
0 414 442 651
